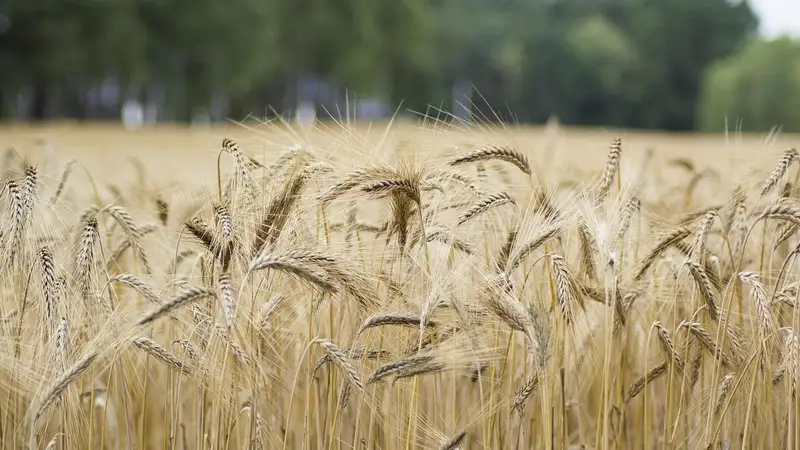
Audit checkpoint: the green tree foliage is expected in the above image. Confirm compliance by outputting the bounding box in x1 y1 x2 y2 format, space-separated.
698 38 800 133
0 0 764 130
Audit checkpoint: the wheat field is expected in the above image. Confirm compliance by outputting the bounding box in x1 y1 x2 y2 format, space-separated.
0 120 798 449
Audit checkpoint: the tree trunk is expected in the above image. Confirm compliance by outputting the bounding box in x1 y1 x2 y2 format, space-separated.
32 82 48 121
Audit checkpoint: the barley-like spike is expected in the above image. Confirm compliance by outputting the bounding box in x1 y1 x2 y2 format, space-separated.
391 360 447 382
774 223 798 249
548 253 581 322
358 312 436 335
368 355 434 384
440 429 468 450
654 321 685 371
761 148 798 196
218 272 236 331
457 191 516 226
38 246 58 328
313 348 390 378
249 250 338 294
3 179 26 267
714 373 735 414
449 146 531 175
511 372 540 413
615 196 641 243
317 340 365 391
222 137 255 190
104 205 151 273
625 362 668 403
172 339 200 361
507 227 561 273
673 240 722 290
634 227 692 281
213 202 234 240
691 209 718 259
681 321 736 367
214 323 251 365
686 261 720 321
34 352 99 423
185 217 233 271
76 214 99 302
337 382 352 412
361 178 421 203
134 337 192 375
45 433 62 450
738 271 775 334
578 224 598 281
50 159 76 205
155 195 169 225
137 286 215 326
106 224 159 270
597 137 622 202
258 295 285 330
253 172 309 256
108 273 160 304
22 163 38 215
54 317 68 372
759 204 800 227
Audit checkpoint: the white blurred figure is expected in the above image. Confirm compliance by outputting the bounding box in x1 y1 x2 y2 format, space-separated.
121 99 143 130
295 101 316 127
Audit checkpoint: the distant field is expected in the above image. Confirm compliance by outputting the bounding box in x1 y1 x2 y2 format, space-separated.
1 121 790 183
0 121 798 449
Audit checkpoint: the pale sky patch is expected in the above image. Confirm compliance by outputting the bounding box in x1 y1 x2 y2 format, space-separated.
751 0 800 38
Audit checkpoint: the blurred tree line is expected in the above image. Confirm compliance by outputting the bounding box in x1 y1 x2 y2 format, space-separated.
1 0 791 131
